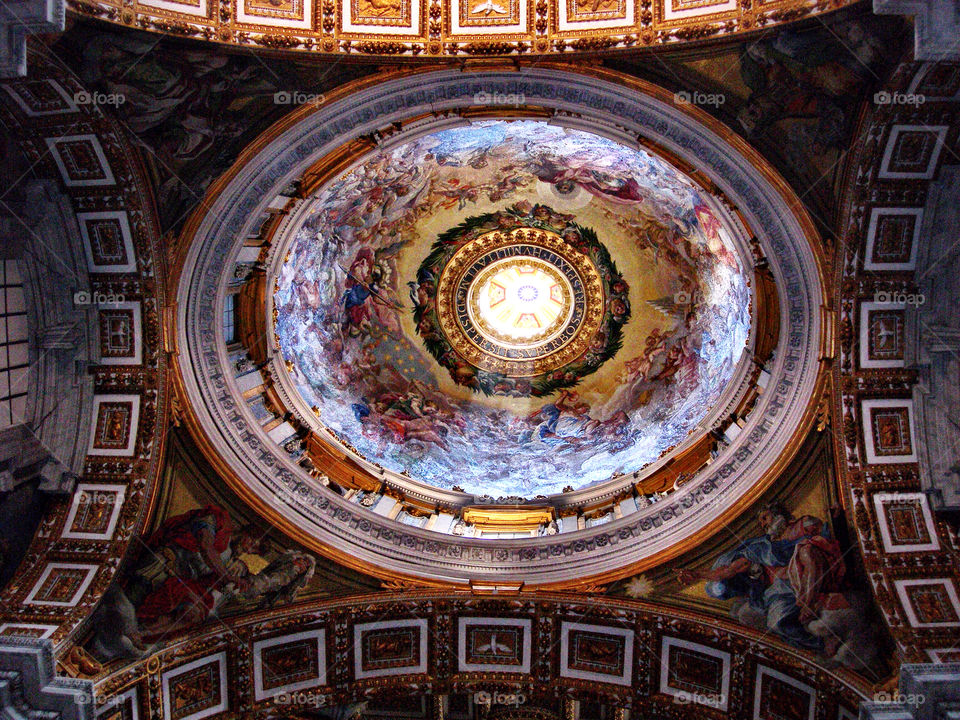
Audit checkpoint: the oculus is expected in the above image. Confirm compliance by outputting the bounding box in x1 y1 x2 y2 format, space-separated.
414 208 628 396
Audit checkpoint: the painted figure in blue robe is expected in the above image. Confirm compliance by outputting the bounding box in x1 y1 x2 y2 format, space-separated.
676 502 847 654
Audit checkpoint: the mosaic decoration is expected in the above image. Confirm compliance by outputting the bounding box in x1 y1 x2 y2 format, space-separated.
861 399 916 464
671 497 885 673
878 125 948 179
253 629 326 700
353 619 428 678
0 23 952 716
161 653 228 720
85 499 317 654
45 135 115 187
180 66 826 582
753 665 815 720
458 617 530 672
413 209 627 397
872 492 939 553
559 622 632 686
74 427 382 667
659 637 729 710
274 120 749 496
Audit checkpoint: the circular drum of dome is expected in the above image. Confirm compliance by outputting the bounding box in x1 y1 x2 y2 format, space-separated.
175 68 827 587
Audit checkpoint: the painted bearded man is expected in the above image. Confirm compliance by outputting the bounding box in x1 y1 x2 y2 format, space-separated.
676 502 846 654
127 505 264 635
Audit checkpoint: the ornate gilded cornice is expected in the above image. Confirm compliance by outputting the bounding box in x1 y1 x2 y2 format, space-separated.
65 0 860 59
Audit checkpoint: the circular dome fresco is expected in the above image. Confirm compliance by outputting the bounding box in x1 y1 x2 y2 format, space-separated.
176 68 826 585
272 121 751 497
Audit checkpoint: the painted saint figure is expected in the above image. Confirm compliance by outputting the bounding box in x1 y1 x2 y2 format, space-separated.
127 504 263 635
88 504 317 660
676 502 846 653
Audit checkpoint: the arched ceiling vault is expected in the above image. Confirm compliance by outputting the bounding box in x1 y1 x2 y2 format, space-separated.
0 14 957 720
66 0 861 59
87 591 875 719
0 49 171 646
830 58 960 664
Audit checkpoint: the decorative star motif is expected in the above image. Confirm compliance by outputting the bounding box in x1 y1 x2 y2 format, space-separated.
624 574 654 598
